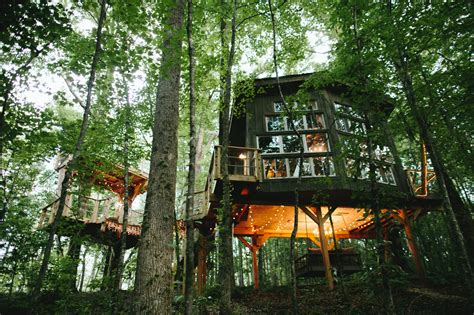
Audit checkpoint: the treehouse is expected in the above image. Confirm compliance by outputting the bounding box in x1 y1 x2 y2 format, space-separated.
194 73 442 290
38 156 148 250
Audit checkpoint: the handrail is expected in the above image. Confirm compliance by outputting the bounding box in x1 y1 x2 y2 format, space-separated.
38 194 118 228
405 169 437 197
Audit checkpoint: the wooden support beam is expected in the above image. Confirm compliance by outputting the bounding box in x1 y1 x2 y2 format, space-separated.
237 236 253 251
237 235 268 290
300 206 319 226
197 235 207 294
251 248 259 289
400 209 426 281
322 206 337 224
315 206 335 290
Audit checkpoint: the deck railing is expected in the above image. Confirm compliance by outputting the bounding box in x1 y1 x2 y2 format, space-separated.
405 169 437 197
213 146 262 182
38 194 142 228
192 146 262 219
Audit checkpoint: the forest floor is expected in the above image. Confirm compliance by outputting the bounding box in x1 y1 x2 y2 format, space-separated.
1 280 471 314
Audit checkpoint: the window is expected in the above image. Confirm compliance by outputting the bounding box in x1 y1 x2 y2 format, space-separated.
336 117 366 135
265 157 336 179
286 116 304 130
274 102 284 112
313 157 335 176
305 133 329 153
263 159 287 178
266 116 285 131
334 102 363 119
287 158 312 177
258 136 280 153
345 158 396 185
282 135 301 153
305 113 325 129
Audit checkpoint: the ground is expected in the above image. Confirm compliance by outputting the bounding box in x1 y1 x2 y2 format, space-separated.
0 281 471 314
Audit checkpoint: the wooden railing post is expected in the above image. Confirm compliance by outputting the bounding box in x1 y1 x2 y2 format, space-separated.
91 199 100 223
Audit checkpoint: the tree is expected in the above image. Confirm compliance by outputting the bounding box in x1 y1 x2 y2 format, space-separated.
217 0 238 311
133 1 185 313
183 0 198 313
32 0 107 300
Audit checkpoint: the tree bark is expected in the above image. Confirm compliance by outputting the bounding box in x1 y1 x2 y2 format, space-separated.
32 0 107 300
184 0 197 312
133 1 185 313
218 0 237 312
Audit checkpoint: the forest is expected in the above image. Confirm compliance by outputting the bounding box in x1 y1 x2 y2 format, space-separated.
0 0 473 314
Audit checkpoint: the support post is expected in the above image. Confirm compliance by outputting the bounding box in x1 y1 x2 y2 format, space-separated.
197 235 207 294
238 235 268 290
315 206 335 290
400 209 426 281
251 248 259 289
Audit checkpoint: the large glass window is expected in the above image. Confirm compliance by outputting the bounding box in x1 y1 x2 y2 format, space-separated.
265 157 336 179
345 158 396 185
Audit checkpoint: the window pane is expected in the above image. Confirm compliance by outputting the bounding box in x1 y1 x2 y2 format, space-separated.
276 159 287 177
263 159 276 178
282 135 301 153
258 136 280 153
313 157 335 176
346 158 369 179
263 159 287 178
287 158 311 177
336 117 350 132
378 165 396 185
349 120 366 135
305 133 329 152
287 158 299 177
266 116 285 131
334 102 362 119
274 102 284 112
286 116 304 130
302 159 312 176
305 113 325 129
375 145 394 163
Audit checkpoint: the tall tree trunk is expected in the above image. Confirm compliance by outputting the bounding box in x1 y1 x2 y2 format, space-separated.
218 0 237 312
79 245 89 292
133 1 185 313
184 0 197 312
32 0 107 300
113 76 132 294
392 49 473 297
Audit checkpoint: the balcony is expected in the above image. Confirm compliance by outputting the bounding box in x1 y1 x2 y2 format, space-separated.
213 146 262 182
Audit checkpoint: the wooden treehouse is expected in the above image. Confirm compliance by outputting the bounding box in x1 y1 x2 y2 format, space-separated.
193 73 442 291
38 156 148 272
